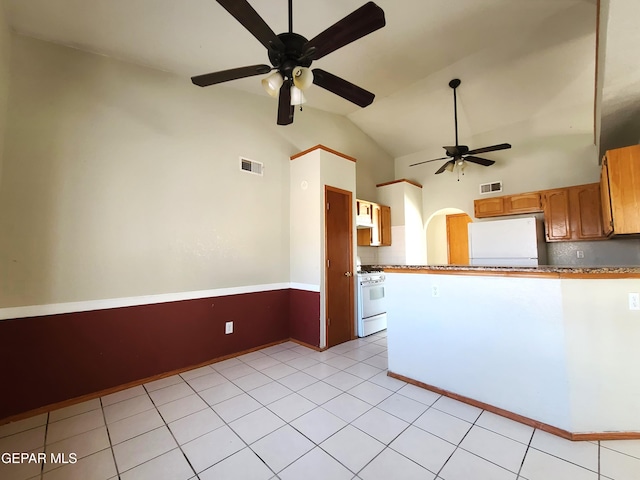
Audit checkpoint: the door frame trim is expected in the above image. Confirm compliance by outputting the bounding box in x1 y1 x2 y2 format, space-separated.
324 185 355 347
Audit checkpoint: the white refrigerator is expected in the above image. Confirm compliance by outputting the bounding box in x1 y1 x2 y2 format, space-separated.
468 216 547 266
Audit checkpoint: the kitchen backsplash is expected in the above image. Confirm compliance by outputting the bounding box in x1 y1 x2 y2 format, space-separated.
357 246 378 267
547 238 640 266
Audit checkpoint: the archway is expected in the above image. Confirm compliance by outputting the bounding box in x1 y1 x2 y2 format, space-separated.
424 208 473 264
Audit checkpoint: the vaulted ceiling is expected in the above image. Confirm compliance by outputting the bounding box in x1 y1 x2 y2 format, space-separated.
3 0 628 160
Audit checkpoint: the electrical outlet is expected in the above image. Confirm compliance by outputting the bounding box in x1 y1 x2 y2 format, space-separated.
432 285 439 297
576 250 584 259
629 293 640 311
225 321 234 334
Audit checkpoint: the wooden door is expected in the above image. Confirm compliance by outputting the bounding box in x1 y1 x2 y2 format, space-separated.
325 186 354 348
446 213 472 265
543 189 571 241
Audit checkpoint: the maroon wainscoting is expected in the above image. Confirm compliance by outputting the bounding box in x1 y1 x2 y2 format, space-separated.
0 289 289 421
289 289 320 347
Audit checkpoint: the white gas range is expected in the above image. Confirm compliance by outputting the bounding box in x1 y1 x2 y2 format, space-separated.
356 270 387 337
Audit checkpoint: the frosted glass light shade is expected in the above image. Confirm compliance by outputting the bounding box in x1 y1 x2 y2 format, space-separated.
290 86 307 106
293 67 314 90
262 72 283 97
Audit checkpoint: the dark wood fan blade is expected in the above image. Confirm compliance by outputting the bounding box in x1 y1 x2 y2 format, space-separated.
465 156 495 166
312 69 374 107
444 145 468 156
304 2 385 60
277 82 294 125
435 160 455 174
191 64 272 87
409 156 449 167
466 143 511 155
216 0 285 51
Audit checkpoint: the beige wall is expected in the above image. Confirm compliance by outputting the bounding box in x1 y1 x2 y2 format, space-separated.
0 35 392 308
0 5 11 185
394 13 600 227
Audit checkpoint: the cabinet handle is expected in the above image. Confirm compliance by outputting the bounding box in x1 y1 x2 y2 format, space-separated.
344 272 352 277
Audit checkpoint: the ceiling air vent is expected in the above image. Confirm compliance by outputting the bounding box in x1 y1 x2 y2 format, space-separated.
240 157 263 176
479 181 502 194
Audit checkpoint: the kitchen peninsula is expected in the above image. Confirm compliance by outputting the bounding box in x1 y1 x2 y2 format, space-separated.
379 265 640 440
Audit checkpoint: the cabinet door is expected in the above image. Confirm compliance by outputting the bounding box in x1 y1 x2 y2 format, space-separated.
370 204 382 246
505 193 542 214
570 183 605 240
543 189 571 241
600 157 614 236
380 205 392 246
357 228 372 246
474 197 505 218
606 145 640 234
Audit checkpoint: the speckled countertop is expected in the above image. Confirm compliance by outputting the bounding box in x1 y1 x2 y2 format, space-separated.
359 265 640 277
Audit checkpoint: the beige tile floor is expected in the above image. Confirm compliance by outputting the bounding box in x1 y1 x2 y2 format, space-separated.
1 331 639 479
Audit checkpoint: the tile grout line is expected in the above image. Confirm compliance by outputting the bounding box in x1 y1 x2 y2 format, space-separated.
433 407 482 479
516 427 536 479
598 440 601 480
170 368 279 479
100 397 122 480
141 383 203 480
39 412 49 480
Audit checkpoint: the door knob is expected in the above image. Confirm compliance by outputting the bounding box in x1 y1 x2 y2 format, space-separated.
344 272 352 277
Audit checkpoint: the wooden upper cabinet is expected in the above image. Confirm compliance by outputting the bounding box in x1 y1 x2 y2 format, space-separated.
601 145 640 235
505 192 542 213
474 197 505 217
380 205 392 246
543 188 572 241
356 199 391 247
600 157 614 236
569 183 605 240
542 183 606 242
474 192 542 218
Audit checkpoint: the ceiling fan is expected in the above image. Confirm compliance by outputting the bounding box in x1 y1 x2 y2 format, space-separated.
410 79 511 176
191 0 386 125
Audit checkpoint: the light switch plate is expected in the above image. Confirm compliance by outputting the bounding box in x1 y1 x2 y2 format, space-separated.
225 321 234 334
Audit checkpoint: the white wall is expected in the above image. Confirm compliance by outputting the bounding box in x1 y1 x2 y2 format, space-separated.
0 5 11 185
0 35 392 308
386 272 640 433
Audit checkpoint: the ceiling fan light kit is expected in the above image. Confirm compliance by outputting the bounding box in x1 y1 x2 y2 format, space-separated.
410 79 512 179
191 0 386 125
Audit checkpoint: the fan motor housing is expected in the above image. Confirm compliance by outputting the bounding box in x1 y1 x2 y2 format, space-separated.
268 32 312 76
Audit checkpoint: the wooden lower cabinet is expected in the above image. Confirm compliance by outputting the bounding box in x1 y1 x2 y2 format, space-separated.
543 183 605 242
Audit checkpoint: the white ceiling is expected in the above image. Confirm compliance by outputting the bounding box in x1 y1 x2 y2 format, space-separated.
2 0 603 159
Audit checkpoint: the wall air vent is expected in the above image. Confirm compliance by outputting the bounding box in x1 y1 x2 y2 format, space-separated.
479 181 503 194
240 157 263 176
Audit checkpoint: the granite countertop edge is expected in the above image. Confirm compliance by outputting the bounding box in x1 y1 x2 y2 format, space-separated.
360 265 640 275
